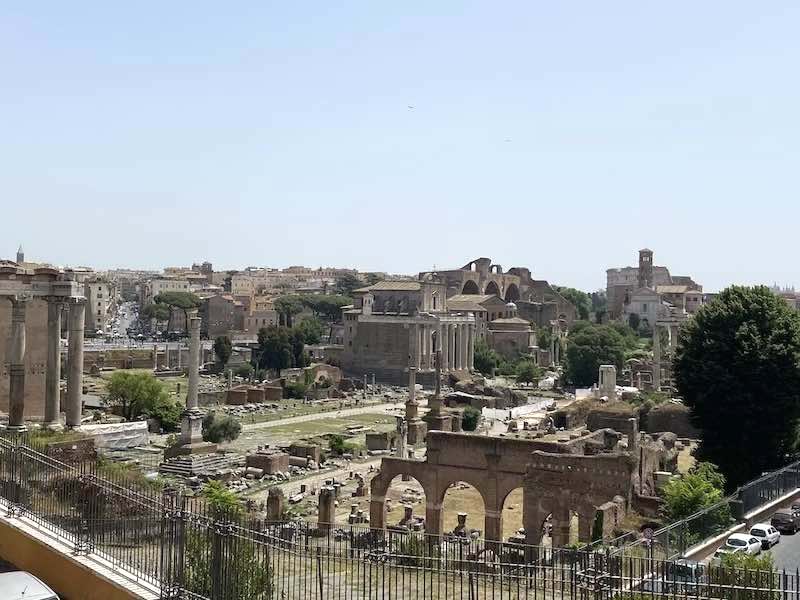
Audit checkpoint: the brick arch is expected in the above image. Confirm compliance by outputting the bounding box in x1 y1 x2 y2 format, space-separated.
462 280 480 295
369 458 438 533
484 281 500 297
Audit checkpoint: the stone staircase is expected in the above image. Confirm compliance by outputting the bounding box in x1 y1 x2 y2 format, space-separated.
158 452 243 477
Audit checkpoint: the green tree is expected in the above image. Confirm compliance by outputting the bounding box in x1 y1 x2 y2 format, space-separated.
674 286 800 487
301 294 351 322
516 361 541 387
662 463 727 521
294 317 325 345
461 406 481 431
564 324 627 386
289 328 308 367
255 326 293 375
334 273 364 297
153 291 202 333
202 411 242 444
473 338 501 375
105 371 181 431
714 551 778 598
627 312 641 332
141 302 171 329
234 362 253 378
274 295 304 327
213 336 232 368
556 286 591 321
536 326 553 352
591 290 607 315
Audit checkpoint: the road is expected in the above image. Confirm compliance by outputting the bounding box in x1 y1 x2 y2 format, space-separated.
767 528 800 571
239 398 425 433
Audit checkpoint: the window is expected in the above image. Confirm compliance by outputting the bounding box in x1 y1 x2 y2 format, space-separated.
642 303 648 312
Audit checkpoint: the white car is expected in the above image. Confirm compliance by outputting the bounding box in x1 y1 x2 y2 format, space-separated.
0 571 59 600
750 523 780 549
726 533 762 555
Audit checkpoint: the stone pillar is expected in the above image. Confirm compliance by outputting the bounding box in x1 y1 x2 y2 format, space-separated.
449 325 457 372
152 344 158 370
460 324 468 370
669 325 679 351
468 323 475 371
187 316 200 411
177 342 181 369
652 325 661 390
66 297 86 429
406 366 427 444
414 323 422 368
578 513 594 543
363 374 368 399
266 487 285 521
318 486 336 532
164 344 170 369
44 300 62 427
551 507 572 548
440 324 449 370
227 368 233 389
484 509 502 542
7 296 29 431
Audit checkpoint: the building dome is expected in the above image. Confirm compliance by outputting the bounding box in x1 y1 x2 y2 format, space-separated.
506 301 517 310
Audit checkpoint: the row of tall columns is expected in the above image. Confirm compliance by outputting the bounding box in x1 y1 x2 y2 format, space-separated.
6 296 85 431
409 321 474 372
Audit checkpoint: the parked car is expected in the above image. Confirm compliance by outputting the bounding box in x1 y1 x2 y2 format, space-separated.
749 523 780 549
639 559 705 593
771 508 800 534
0 571 59 600
710 546 744 566
725 533 762 555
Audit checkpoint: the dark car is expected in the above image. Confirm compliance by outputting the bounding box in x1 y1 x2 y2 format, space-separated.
771 508 800 533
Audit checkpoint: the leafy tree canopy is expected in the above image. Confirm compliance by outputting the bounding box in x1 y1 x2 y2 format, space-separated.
675 285 800 487
516 361 541 386
274 295 304 327
142 303 171 322
294 317 325 345
213 336 232 367
334 273 364 297
564 323 627 386
461 406 481 431
153 291 202 310
474 338 501 375
202 412 242 444
105 371 181 431
256 326 293 375
556 286 591 321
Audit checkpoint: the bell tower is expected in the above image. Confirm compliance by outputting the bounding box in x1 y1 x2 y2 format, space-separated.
638 248 653 289
16 244 24 264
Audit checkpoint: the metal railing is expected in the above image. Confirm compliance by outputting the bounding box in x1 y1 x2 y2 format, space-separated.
1 431 799 599
584 458 800 560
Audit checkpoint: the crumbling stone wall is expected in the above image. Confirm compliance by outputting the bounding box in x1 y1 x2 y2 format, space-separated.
646 403 699 438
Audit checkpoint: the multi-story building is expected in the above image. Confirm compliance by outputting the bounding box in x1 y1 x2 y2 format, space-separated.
607 249 702 321
84 277 117 334
341 278 476 385
199 294 245 338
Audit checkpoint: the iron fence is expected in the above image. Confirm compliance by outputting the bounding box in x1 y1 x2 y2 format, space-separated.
1 432 800 599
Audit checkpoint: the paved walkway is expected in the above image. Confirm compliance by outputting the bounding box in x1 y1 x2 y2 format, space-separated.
240 398 427 432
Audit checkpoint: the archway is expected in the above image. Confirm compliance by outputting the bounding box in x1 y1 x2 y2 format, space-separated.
504 283 520 303
382 474 427 531
500 487 525 542
462 280 480 295
440 480 487 539
484 281 500 297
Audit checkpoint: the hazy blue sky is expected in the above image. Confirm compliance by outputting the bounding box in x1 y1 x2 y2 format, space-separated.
2 2 799 292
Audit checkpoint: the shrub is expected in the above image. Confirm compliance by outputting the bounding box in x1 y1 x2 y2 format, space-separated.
202 412 242 444
285 380 308 399
461 406 481 431
328 434 357 456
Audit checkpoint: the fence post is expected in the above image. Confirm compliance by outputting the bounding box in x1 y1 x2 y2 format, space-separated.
159 487 183 599
316 547 324 598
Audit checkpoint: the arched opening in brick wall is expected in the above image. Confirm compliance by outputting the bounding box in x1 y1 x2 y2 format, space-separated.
500 487 524 543
440 481 487 538
484 281 500 297
462 280 480 294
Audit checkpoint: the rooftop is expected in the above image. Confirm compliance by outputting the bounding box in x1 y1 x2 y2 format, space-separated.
354 280 422 292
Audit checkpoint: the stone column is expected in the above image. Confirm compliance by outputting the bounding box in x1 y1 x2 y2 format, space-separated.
468 323 475 371
440 324 449 370
152 343 158 370
266 488 285 521
578 513 594 543
177 342 181 369
460 324 468 370
449 325 456 372
66 297 86 429
44 300 63 427
187 316 200 411
318 486 336 532
551 507 572 548
652 325 661 390
7 296 29 431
